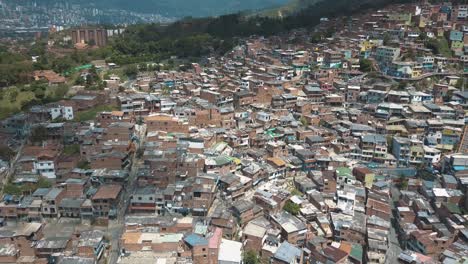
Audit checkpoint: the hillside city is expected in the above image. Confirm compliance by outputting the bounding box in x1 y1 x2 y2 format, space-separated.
0 1 467 264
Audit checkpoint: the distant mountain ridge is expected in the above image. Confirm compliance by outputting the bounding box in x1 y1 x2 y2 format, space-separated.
14 0 290 18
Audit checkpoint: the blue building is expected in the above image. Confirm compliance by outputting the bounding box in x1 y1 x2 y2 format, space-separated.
449 30 463 42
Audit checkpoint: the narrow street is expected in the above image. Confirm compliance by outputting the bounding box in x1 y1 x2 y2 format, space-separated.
385 186 403 264
107 125 146 264
1 142 24 192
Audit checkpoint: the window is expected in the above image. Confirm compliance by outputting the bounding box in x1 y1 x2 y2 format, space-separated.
138 197 142 201
149 197 153 200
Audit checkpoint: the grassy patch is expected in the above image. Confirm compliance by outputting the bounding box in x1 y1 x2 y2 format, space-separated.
63 144 80 155
0 88 35 119
426 37 452 58
2 177 52 195
105 68 128 82
436 38 452 58
0 84 70 119
74 105 118 122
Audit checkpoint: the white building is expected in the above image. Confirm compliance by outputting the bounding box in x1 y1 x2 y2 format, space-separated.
423 146 441 164
34 159 56 179
218 239 242 264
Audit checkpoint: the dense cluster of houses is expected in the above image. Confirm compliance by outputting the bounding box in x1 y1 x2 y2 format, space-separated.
0 1 466 264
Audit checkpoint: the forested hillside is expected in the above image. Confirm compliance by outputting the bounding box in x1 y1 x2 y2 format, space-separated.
109 0 413 64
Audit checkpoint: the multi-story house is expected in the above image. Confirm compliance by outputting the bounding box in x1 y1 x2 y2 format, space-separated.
360 134 388 163
180 228 222 264
102 122 134 142
182 175 217 216
33 152 57 179
129 186 161 214
41 188 65 218
271 211 309 246
58 198 84 218
375 46 401 73
91 184 122 219
77 230 105 259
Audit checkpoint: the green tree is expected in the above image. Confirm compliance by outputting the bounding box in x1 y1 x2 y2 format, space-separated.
63 144 80 155
30 125 48 143
53 84 69 99
51 56 75 73
3 184 22 195
425 38 452 57
310 33 322 43
455 78 466 89
382 33 391 46
398 81 408 90
0 145 15 161
37 177 52 188
299 116 308 126
291 188 303 196
359 59 373 72
9 90 18 102
138 63 148 72
88 39 96 46
77 160 91 170
34 88 46 100
283 200 300 216
243 250 260 264
123 65 138 78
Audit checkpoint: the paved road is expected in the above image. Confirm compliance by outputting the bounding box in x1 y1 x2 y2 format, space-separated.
122 80 136 91
107 126 146 264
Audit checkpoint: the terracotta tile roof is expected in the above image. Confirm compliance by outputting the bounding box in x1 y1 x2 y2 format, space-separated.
92 185 122 200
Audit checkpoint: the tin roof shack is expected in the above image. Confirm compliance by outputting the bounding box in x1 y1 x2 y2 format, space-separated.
243 221 268 253
210 205 237 239
77 230 105 260
366 191 392 221
34 238 71 259
231 200 263 226
271 211 309 247
352 167 375 189
121 230 183 253
271 241 302 264
102 122 134 142
89 151 130 170
57 256 95 264
331 212 367 246
70 94 101 111
145 115 189 134
0 244 19 263
180 228 222 264
218 173 252 201
0 223 43 258
407 230 454 258
41 188 65 218
125 215 193 234
254 189 289 215
91 184 122 221
90 169 129 185
181 174 218 216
